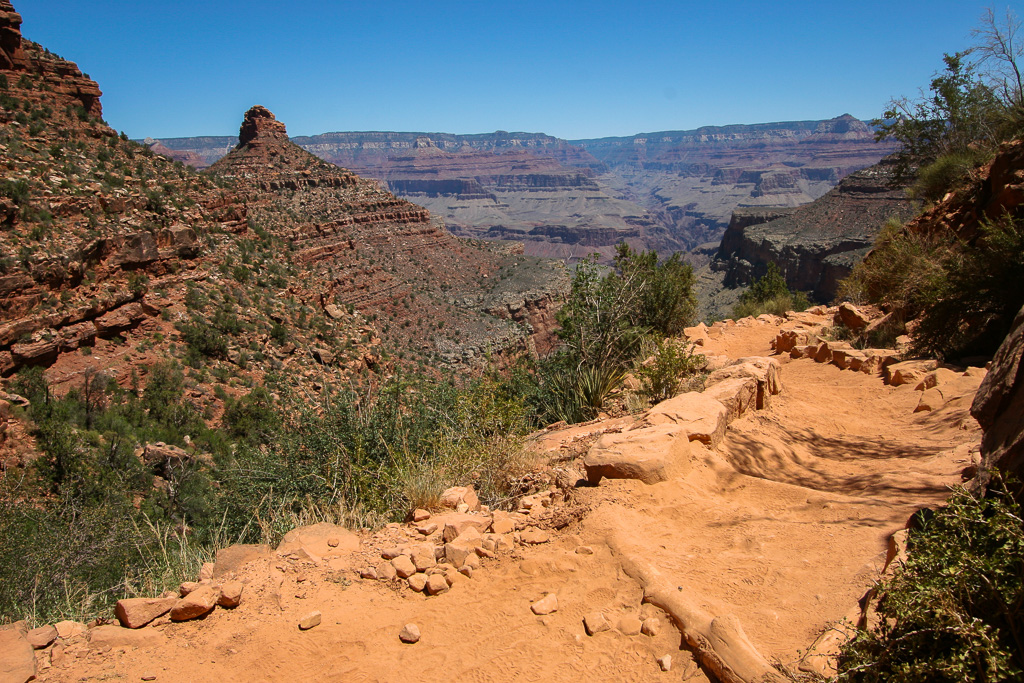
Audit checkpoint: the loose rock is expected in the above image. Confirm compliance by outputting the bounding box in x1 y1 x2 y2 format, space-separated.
520 528 551 544
584 612 611 635
618 615 643 636
218 581 244 608
408 574 428 592
658 654 672 672
298 610 322 630
531 593 558 615
399 623 421 644
26 624 58 649
641 617 661 637
170 584 219 622
413 509 431 522
392 555 417 579
425 574 449 596
115 597 178 629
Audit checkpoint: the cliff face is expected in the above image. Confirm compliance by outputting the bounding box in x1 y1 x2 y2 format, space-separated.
208 107 569 367
711 159 915 301
0 0 568 426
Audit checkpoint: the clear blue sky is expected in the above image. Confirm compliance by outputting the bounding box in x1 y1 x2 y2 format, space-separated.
14 0 1022 140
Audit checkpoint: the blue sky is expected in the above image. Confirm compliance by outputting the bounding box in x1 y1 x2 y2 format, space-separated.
14 0 1022 140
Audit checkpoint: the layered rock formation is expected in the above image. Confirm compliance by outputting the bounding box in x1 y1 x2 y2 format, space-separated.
574 115 898 249
710 158 915 301
208 106 568 366
149 116 895 262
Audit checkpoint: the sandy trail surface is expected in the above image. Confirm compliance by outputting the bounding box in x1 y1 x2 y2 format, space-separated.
40 317 981 683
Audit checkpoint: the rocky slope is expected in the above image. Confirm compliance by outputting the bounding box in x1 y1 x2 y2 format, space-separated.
710 157 915 302
0 0 565 419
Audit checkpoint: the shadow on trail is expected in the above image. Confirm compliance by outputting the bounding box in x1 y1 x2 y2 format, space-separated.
721 428 953 500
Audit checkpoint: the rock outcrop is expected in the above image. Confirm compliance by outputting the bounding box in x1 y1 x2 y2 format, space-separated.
711 158 915 301
971 304 1024 490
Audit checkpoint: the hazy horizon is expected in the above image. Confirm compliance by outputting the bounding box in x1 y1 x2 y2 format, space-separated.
15 0 1018 140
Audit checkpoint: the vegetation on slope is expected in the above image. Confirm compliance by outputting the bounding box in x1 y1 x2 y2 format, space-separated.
731 262 810 319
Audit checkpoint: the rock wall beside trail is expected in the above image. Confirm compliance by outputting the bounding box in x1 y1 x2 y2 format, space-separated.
712 159 914 301
971 304 1024 489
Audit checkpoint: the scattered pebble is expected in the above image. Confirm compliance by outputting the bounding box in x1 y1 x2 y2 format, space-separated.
531 593 558 615
657 654 672 672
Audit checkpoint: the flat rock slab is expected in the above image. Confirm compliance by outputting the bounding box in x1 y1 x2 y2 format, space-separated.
89 625 165 650
213 544 271 579
645 391 729 448
115 597 177 629
277 522 359 558
584 424 689 485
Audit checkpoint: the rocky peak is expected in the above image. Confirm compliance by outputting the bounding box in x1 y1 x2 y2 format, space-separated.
238 105 289 147
0 0 25 70
814 114 870 135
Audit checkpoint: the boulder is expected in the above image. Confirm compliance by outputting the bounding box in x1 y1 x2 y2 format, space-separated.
702 376 757 423
407 573 428 592
213 543 271 578
438 513 492 542
0 624 35 683
26 624 57 649
971 304 1024 489
391 555 417 579
425 574 449 596
584 424 689 485
440 486 480 511
170 584 219 621
645 393 728 447
835 302 870 331
277 523 359 559
885 359 940 386
115 597 177 629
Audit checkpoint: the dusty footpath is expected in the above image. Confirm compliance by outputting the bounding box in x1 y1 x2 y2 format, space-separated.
6 308 985 683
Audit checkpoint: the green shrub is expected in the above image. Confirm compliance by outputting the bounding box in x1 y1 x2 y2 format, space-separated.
635 338 706 402
837 481 1023 682
732 262 810 318
911 148 992 202
180 321 228 359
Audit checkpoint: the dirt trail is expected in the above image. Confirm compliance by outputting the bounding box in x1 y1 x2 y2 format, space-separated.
40 317 982 683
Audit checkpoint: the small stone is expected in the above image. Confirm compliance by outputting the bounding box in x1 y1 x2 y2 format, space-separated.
381 546 403 560
178 581 199 596
142 676 157 681
657 654 672 672
359 567 378 580
584 612 611 635
464 553 481 569
618 615 643 636
575 546 594 555
408 573 428 592
218 581 243 608
641 617 661 637
520 528 550 544
531 593 558 615
327 537 340 548
377 562 397 581
399 623 420 644
458 565 473 578
392 555 417 579
416 523 438 536
456 502 470 514
413 509 431 522
425 574 449 595
298 610 322 630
